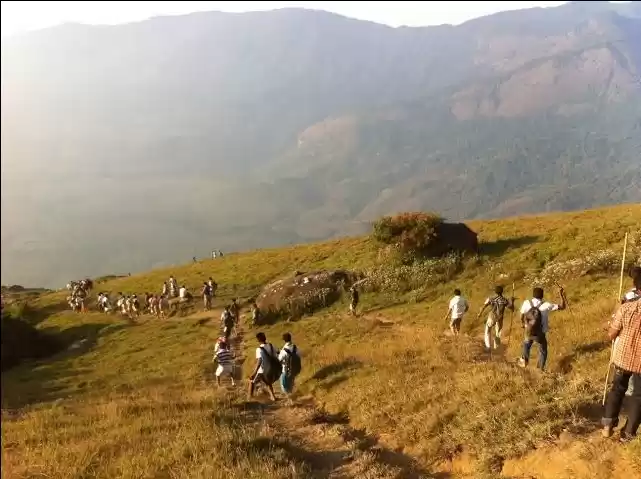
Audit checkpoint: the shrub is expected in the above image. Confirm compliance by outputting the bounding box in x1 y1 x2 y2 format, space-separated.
372 212 443 263
361 254 462 294
1 313 63 371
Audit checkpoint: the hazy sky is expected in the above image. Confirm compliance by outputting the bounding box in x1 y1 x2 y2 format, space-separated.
1 1 571 37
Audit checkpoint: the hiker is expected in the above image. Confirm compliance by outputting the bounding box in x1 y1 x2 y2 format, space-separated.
116 293 125 314
201 282 212 310
149 295 159 316
349 286 360 316
248 332 279 401
214 336 227 354
158 295 169 318
622 266 641 303
179 285 191 303
131 294 140 317
602 269 640 442
446 289 469 336
214 340 235 387
100 293 112 313
169 276 178 297
618 266 640 397
278 332 301 402
518 286 566 370
230 298 240 323
477 285 515 350
208 277 217 298
221 306 235 340
251 302 262 325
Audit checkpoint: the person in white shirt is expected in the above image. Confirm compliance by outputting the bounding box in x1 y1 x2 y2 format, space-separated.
445 289 469 336
179 285 189 302
248 332 278 401
518 286 566 370
278 333 301 401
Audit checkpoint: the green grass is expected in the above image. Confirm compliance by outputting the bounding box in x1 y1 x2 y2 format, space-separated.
2 204 640 478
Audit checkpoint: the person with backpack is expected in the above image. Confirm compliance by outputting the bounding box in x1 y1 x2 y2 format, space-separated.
445 289 469 336
230 298 240 323
518 286 566 370
602 270 641 442
477 285 515 350
201 282 212 310
221 306 235 340
278 332 301 402
248 332 279 401
208 277 217 298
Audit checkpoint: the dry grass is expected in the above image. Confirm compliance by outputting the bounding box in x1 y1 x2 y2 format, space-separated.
2 204 641 478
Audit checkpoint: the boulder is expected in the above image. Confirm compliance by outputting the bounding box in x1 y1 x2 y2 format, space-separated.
256 270 360 323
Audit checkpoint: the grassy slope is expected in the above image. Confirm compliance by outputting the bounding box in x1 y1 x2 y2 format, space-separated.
2 204 640 478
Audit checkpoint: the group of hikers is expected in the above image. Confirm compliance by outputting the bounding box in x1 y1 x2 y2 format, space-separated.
212 330 302 404
66 278 94 313
445 283 568 369
61 259 639 442
445 266 640 443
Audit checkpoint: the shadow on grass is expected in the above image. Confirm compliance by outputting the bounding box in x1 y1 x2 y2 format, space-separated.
480 235 539 257
557 340 610 374
311 358 363 381
1 321 132 410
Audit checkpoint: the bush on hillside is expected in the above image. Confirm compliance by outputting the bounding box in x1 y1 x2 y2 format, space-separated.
361 254 462 294
526 234 641 286
372 212 443 263
1 313 63 371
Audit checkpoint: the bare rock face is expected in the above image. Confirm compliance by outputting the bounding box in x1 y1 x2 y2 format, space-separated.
256 270 361 324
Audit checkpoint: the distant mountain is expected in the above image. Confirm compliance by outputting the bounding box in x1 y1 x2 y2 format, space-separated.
2 2 641 287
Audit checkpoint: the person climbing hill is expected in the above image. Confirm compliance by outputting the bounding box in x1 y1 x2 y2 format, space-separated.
248 332 279 401
518 286 566 370
214 340 235 387
477 285 515 350
602 268 641 442
445 289 468 336
221 306 235 340
278 332 301 403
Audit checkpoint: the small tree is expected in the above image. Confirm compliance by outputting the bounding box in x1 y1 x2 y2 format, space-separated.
372 212 443 263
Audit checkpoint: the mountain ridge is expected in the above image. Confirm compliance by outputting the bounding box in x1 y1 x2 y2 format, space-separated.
2 2 641 287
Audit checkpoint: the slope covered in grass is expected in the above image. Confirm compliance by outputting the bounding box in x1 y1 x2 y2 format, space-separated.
2 204 640 478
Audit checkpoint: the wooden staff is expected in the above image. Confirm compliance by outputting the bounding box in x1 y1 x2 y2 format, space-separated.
506 282 516 348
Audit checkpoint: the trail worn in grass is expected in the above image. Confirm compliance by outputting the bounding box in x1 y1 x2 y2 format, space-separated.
2 204 641 478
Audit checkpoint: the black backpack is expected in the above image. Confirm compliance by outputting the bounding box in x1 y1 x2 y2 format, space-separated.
223 311 234 329
260 344 282 384
283 346 302 378
524 302 543 338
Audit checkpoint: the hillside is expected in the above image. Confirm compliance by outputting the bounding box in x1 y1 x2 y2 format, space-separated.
2 2 641 287
2 205 640 478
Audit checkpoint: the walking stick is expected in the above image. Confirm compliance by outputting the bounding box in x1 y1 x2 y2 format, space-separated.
601 232 629 406
506 282 515 348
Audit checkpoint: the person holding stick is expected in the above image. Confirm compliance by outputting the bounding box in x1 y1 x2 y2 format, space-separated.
477 285 515 351
602 269 641 442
